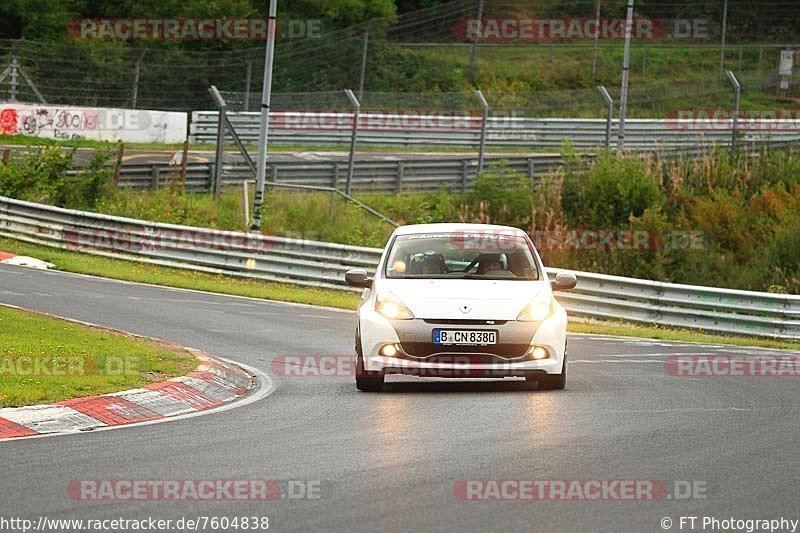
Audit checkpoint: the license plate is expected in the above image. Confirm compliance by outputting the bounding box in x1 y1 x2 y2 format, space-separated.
433 329 497 346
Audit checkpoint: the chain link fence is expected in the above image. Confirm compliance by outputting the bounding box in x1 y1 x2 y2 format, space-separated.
0 0 799 113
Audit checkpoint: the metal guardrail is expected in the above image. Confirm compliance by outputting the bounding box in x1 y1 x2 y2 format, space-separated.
190 112 800 150
116 155 587 193
1 195 798 340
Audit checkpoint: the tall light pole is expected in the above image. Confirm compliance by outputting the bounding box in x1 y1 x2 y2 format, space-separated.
251 0 278 231
617 0 634 150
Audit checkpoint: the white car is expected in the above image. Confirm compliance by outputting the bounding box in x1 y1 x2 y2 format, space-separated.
345 223 577 392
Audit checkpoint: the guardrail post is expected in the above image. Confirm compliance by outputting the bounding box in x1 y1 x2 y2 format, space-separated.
725 69 741 162
344 89 361 196
269 163 278 183
527 158 535 185
112 142 124 186
475 89 489 172
597 85 614 149
332 163 339 189
396 161 405 193
179 139 189 188
150 166 160 189
461 160 468 192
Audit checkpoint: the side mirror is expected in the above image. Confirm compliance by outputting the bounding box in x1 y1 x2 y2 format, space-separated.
345 268 372 288
550 271 577 291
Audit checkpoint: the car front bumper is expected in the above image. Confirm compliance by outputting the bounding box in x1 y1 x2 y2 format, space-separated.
358 304 568 378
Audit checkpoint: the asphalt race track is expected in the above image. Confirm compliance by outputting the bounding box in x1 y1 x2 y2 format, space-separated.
0 263 798 532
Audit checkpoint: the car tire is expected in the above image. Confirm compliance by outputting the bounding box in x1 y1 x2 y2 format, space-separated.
355 334 384 392
529 343 567 390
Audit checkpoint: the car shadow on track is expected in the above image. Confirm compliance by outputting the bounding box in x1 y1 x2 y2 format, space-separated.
375 378 562 394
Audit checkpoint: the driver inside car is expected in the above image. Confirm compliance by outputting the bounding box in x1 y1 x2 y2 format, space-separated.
478 257 505 275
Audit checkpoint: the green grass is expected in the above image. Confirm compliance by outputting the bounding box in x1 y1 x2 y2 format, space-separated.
1 237 798 353
0 305 198 407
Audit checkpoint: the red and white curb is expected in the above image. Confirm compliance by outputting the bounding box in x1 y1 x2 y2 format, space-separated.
0 251 54 269
0 307 260 441
0 350 255 441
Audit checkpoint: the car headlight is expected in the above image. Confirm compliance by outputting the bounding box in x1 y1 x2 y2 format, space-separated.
516 298 553 322
375 291 415 320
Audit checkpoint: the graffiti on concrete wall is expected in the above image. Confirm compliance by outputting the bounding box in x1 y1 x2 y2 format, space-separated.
0 104 186 143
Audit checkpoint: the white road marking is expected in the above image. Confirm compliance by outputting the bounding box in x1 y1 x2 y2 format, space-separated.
586 352 719 358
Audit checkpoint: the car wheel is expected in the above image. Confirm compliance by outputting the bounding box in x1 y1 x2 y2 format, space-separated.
529 343 567 390
355 335 384 392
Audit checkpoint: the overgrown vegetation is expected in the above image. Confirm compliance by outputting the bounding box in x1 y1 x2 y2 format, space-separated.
3 145 800 294
0 146 114 210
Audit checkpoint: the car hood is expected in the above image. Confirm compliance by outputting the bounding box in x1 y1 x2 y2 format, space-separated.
376 278 549 320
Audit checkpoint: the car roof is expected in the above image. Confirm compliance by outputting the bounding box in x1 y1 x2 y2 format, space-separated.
392 223 526 236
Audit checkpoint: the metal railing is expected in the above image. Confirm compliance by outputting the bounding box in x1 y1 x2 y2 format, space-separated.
190 112 800 150
1 195 798 340
115 154 587 193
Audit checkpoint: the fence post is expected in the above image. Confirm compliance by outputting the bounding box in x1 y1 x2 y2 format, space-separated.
358 26 369 100
396 161 405 193
132 49 146 109
244 55 253 111
344 89 361 196
468 0 484 85
719 0 728 79
590 0 601 82
725 69 741 162
211 88 226 200
598 85 613 149
475 89 489 172
642 49 647 77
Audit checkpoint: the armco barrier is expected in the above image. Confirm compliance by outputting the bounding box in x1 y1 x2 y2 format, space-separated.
190 112 800 150
1 195 798 340
114 155 588 193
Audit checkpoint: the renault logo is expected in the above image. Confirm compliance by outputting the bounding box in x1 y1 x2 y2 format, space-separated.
460 304 472 313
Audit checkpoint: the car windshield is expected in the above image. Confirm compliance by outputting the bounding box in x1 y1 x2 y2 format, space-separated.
384 231 540 280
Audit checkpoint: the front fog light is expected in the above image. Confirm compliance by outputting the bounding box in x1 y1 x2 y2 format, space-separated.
530 346 549 360
380 344 400 357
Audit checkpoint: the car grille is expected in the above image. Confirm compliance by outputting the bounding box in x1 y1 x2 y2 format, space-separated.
423 319 509 326
399 342 530 360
